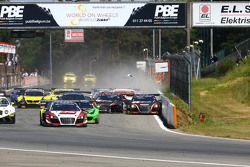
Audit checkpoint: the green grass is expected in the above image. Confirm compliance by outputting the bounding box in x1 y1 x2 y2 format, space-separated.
166 57 250 139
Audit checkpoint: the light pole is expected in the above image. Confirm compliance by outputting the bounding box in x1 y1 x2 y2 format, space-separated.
49 32 53 87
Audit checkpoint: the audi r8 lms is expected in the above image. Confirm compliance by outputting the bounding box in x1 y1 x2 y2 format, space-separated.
126 94 161 115
17 88 44 108
95 94 124 113
40 101 87 127
58 92 90 101
0 97 15 124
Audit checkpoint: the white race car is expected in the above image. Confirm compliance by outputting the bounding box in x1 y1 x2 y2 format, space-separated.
0 97 15 124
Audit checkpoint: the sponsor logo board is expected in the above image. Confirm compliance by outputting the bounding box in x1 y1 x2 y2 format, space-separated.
193 2 250 27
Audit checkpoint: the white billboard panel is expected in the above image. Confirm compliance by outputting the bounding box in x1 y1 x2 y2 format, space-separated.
136 61 146 72
155 62 168 73
192 2 250 27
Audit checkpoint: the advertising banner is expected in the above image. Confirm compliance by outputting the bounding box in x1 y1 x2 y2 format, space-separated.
0 3 186 28
155 62 168 73
193 2 250 27
136 61 146 72
65 29 84 42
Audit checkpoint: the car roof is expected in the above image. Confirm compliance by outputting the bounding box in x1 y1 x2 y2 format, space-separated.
25 89 44 92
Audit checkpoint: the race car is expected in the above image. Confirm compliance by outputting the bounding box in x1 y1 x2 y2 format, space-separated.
58 92 90 101
92 88 113 100
83 74 97 89
40 101 87 127
0 97 15 124
76 100 100 124
17 88 44 108
95 94 124 113
63 72 77 84
57 92 97 123
42 88 76 101
9 88 25 104
126 94 161 115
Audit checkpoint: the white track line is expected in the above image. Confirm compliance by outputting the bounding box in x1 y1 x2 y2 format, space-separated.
153 115 250 142
0 147 249 167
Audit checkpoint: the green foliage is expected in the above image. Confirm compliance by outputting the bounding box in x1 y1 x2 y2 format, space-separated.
215 59 235 76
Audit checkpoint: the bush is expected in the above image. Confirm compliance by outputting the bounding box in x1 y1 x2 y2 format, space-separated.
215 59 235 76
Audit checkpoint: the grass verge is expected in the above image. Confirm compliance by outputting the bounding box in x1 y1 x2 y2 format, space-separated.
166 57 250 139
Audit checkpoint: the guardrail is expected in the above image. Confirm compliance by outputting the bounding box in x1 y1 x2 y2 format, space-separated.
160 95 177 129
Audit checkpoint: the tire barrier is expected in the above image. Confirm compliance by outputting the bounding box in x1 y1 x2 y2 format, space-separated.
160 95 177 129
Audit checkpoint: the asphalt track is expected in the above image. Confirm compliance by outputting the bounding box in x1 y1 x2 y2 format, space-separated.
0 108 250 167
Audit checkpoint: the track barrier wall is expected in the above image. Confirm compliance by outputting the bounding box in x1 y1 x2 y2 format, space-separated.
160 95 177 129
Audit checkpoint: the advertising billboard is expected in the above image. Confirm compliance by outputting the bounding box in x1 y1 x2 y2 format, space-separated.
193 2 250 27
0 3 186 28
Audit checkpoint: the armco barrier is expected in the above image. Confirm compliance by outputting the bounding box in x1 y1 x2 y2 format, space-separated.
160 95 177 129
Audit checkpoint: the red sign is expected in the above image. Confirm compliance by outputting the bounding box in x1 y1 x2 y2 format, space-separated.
64 29 84 43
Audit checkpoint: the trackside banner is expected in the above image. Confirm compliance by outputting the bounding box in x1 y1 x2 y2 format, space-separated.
0 3 186 28
193 2 250 27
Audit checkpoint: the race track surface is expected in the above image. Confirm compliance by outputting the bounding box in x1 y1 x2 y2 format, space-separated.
0 108 250 167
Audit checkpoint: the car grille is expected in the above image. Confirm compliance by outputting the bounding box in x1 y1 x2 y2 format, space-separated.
60 118 75 124
87 116 93 121
138 104 150 112
0 110 2 115
75 118 84 124
27 100 39 103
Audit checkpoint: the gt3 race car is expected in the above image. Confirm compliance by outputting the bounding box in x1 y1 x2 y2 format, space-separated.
0 97 15 124
42 88 76 101
76 100 99 124
127 94 161 115
17 88 44 108
40 101 87 127
9 88 25 104
63 72 77 84
83 74 97 89
95 94 124 113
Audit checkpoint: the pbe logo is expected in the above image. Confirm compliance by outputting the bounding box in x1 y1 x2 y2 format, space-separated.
199 4 211 21
154 5 179 17
0 6 24 18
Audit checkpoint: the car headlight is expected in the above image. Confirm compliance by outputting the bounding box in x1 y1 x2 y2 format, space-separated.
131 104 136 108
154 104 159 108
50 115 57 119
5 110 9 114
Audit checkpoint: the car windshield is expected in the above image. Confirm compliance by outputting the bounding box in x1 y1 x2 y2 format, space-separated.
77 102 93 109
0 98 9 107
25 91 44 96
61 94 86 100
51 103 80 111
96 95 119 101
53 90 72 95
133 96 155 102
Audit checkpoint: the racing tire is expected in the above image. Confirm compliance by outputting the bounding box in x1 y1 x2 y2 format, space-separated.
95 118 99 124
82 124 87 127
40 114 48 127
10 114 16 124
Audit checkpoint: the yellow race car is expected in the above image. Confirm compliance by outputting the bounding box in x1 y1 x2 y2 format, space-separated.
63 72 77 84
42 88 76 101
17 88 44 108
83 74 96 89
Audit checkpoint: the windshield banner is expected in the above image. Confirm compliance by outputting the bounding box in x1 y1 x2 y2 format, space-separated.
0 3 186 28
193 2 250 27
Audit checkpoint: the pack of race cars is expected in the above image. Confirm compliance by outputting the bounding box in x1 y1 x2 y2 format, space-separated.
1 88 162 127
